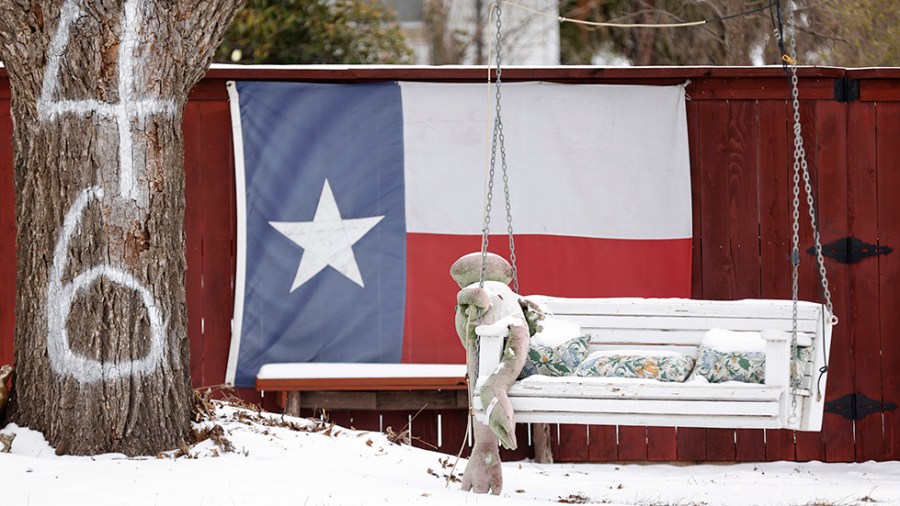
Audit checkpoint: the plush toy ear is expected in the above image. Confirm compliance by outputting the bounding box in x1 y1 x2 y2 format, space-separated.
450 252 513 288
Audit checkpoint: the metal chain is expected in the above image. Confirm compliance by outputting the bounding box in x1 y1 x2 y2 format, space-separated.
479 141 495 290
788 24 801 417
479 0 519 293
787 5 835 323
786 2 836 408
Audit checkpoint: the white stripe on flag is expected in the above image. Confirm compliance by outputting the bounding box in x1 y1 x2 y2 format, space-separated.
226 81 248 387
400 82 692 240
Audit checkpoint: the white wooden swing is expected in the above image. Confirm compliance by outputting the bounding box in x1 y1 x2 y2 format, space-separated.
474 297 833 431
469 1 836 433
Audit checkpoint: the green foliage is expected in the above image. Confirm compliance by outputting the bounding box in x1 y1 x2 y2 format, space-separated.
216 0 413 64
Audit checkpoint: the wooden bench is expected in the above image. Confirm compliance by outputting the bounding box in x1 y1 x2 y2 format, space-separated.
256 363 468 417
474 297 834 432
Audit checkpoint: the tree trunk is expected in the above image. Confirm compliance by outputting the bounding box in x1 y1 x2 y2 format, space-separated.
633 1 656 66
532 423 553 464
0 0 241 455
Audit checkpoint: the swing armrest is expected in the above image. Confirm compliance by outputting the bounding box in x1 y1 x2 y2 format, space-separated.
474 325 506 391
762 329 791 388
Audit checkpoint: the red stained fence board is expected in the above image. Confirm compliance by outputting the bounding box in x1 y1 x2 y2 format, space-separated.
0 97 13 368
588 425 619 461
814 100 855 463
791 100 827 463
846 101 884 462
183 101 206 387
646 427 677 461
197 101 237 389
757 98 798 462
554 424 589 462
617 426 648 461
876 102 900 460
678 100 708 463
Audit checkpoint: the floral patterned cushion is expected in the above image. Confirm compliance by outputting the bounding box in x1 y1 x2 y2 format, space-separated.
573 350 696 382
791 345 813 388
519 334 591 378
688 328 815 385
691 348 766 384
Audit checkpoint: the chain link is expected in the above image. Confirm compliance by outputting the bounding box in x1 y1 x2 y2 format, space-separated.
786 4 835 323
786 1 836 411
789 58 800 419
479 0 519 293
479 136 495 290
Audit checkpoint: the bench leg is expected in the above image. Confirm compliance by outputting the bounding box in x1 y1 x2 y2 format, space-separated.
533 423 554 464
286 391 301 417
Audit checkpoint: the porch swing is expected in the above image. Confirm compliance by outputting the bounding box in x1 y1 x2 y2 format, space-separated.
468 0 836 432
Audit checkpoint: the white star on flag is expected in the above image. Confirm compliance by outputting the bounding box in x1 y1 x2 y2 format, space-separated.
270 179 384 292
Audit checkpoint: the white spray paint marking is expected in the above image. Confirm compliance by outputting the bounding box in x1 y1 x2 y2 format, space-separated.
37 0 175 200
39 100 176 122
47 188 168 383
116 0 141 200
37 0 82 109
39 0 172 384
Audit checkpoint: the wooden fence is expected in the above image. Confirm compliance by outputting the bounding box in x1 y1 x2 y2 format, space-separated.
2 66 900 462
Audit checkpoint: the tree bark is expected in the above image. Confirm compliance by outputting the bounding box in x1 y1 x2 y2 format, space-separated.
0 0 241 455
532 423 553 463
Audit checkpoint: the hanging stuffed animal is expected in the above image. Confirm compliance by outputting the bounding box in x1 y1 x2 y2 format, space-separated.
0 364 12 415
0 364 14 453
451 252 529 495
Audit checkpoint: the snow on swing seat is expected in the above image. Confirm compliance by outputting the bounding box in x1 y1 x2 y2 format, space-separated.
473 297 833 432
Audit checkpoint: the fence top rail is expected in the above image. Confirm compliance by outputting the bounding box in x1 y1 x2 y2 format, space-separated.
10 65 900 102
196 64 850 82
5 64 900 86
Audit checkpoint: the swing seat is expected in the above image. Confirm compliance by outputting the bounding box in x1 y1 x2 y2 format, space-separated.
473 297 833 431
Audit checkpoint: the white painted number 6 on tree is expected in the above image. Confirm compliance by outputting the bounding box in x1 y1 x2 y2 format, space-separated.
46 188 167 384
42 0 171 384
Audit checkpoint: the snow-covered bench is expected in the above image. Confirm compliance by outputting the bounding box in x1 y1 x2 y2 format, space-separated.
473 298 834 432
256 363 468 416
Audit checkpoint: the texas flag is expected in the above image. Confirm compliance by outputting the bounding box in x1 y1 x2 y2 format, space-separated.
225 80 692 387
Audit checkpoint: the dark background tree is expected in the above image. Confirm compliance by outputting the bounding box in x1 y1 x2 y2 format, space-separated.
559 0 900 67
560 0 791 66
0 0 241 455
424 0 471 65
220 0 887 68
216 0 413 64
809 0 900 66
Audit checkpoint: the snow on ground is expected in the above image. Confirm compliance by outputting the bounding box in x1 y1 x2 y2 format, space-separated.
2 401 899 506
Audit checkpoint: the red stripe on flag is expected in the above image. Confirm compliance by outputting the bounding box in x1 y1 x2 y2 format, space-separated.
402 233 692 364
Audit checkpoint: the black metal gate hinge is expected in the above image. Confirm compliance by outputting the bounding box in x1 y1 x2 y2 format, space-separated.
834 77 860 103
825 393 896 421
808 236 891 264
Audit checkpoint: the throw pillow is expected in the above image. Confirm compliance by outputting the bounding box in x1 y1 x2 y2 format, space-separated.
574 350 696 382
519 334 591 378
688 329 767 384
